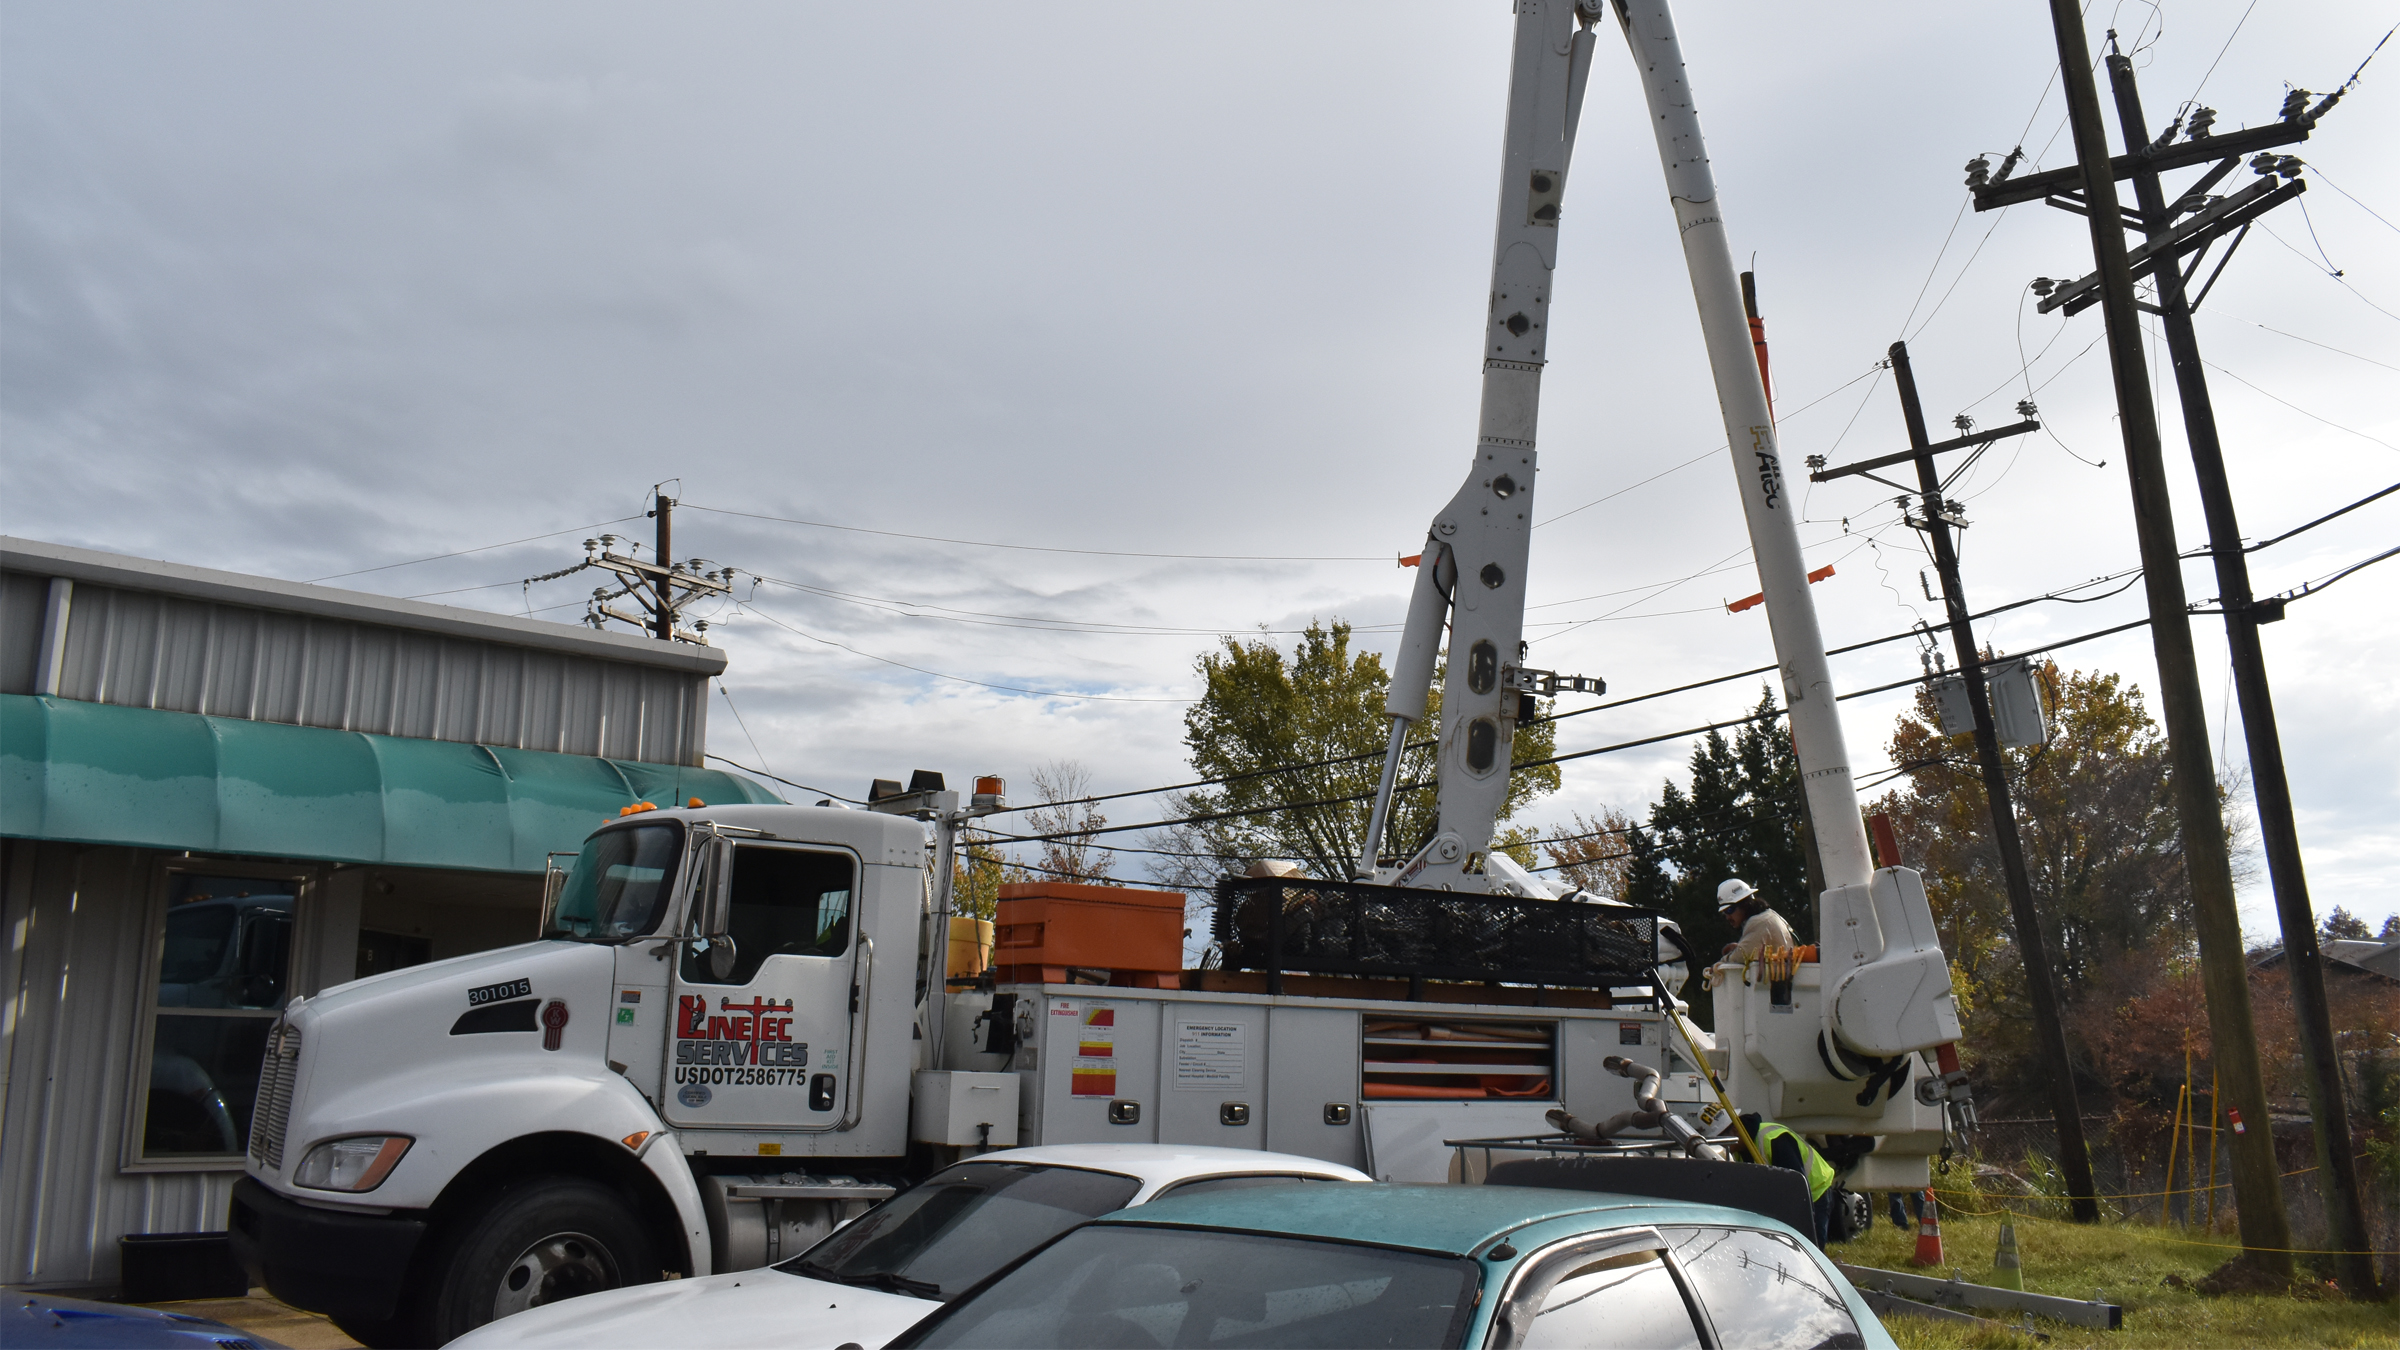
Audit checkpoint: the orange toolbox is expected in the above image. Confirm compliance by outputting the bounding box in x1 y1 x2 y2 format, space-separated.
991 882 1187 985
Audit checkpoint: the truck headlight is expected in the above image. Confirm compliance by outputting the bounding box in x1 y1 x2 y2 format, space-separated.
293 1135 413 1192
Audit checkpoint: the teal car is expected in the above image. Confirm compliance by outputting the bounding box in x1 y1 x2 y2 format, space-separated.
886 1183 1894 1349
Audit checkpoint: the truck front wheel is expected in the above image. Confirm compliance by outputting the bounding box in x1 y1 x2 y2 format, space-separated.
410 1176 660 1345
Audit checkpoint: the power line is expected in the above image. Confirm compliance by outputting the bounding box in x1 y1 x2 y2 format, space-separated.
1908 206 2013 343
2243 480 2399 552
717 480 2362 827
766 557 2340 861
2336 23 2396 93
1898 199 1972 338
303 515 645 584
714 681 774 778
997 613 2174 845
979 562 2172 821
2197 358 2400 452
2257 222 2400 325
2186 0 2259 105
1537 365 1886 528
703 754 868 805
2265 541 2400 604
408 579 535 600
680 502 1384 563
2307 164 2399 237
2200 307 2400 373
1538 446 1721 529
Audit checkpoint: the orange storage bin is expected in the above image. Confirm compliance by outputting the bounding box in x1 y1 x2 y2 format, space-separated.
993 882 1186 978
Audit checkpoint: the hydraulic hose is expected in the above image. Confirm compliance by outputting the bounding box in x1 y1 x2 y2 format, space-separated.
1546 1054 1726 1160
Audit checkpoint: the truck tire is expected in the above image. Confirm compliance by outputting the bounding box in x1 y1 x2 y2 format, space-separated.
412 1176 660 1346
1825 1186 1871 1243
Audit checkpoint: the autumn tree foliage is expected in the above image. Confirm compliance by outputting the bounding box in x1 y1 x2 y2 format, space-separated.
1868 661 2231 1111
1017 760 1114 883
1542 804 1650 901
1161 620 1558 882
959 760 1114 917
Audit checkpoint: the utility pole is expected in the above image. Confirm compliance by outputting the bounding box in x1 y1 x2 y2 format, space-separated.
1812 342 2099 1222
652 493 675 641
582 495 733 645
2035 0 2291 1274
2099 50 2376 1298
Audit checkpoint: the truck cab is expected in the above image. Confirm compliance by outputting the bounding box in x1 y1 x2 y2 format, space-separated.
230 803 929 1348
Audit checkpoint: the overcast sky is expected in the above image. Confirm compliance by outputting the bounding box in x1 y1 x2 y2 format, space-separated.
6 1 2394 940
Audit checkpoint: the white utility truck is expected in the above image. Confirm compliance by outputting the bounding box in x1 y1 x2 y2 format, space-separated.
228 784 1723 1347
230 2 1972 1345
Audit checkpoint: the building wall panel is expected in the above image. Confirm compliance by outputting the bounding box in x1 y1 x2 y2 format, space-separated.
0 842 237 1287
7 578 713 767
2 573 51 693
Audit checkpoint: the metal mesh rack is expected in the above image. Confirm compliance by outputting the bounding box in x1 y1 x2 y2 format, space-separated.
1211 876 1661 990
1442 1133 1690 1175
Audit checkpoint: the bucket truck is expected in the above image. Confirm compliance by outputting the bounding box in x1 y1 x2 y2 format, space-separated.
227 4 1969 1344
1347 0 1972 1197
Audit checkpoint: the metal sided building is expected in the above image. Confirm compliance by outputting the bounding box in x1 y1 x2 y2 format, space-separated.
0 536 783 1291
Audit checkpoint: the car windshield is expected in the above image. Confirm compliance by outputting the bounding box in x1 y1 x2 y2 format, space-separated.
544 823 683 941
896 1224 1478 1349
783 1162 1142 1301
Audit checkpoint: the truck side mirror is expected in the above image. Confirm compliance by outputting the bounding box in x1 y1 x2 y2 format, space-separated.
698 838 737 940
538 852 576 936
708 934 740 982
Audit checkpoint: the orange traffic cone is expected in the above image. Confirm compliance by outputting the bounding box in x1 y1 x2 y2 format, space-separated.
1910 1189 1945 1267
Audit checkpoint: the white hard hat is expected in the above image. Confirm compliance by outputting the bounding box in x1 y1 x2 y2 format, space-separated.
1716 878 1757 911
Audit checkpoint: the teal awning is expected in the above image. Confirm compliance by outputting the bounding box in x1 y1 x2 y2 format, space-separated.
0 694 782 873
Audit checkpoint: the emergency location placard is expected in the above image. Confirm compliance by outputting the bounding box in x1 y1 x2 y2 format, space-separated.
1173 1021 1247 1090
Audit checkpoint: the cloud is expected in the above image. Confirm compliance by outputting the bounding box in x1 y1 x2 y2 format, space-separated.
3 0 2392 915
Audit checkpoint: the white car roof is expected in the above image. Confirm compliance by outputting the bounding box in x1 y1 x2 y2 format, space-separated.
963 1142 1369 1194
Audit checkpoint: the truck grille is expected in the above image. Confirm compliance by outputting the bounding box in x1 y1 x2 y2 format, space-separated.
248 1020 301 1169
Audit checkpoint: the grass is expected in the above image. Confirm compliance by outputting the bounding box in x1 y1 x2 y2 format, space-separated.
1839 1208 2398 1349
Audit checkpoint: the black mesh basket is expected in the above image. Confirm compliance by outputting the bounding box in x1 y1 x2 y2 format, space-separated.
1211 876 1660 990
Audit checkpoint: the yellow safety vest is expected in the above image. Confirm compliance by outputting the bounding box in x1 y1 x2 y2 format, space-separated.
1755 1121 1836 1201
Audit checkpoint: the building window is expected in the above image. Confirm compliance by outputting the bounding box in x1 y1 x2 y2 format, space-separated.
137 870 302 1162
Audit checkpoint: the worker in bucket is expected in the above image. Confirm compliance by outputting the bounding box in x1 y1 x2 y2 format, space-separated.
1703 878 1795 988
1741 1111 1837 1246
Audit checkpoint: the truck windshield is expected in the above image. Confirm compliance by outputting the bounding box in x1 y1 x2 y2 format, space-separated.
783 1163 1141 1301
545 823 683 941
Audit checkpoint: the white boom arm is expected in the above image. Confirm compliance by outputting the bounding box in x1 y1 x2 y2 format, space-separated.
1359 0 1967 1181
1609 0 1962 1087
1608 0 1873 894
1611 0 1967 1150
1360 0 1604 888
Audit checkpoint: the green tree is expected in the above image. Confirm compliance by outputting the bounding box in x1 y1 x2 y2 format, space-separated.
1166 620 1559 882
1643 686 1819 952
2321 906 2373 942
954 840 1007 920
